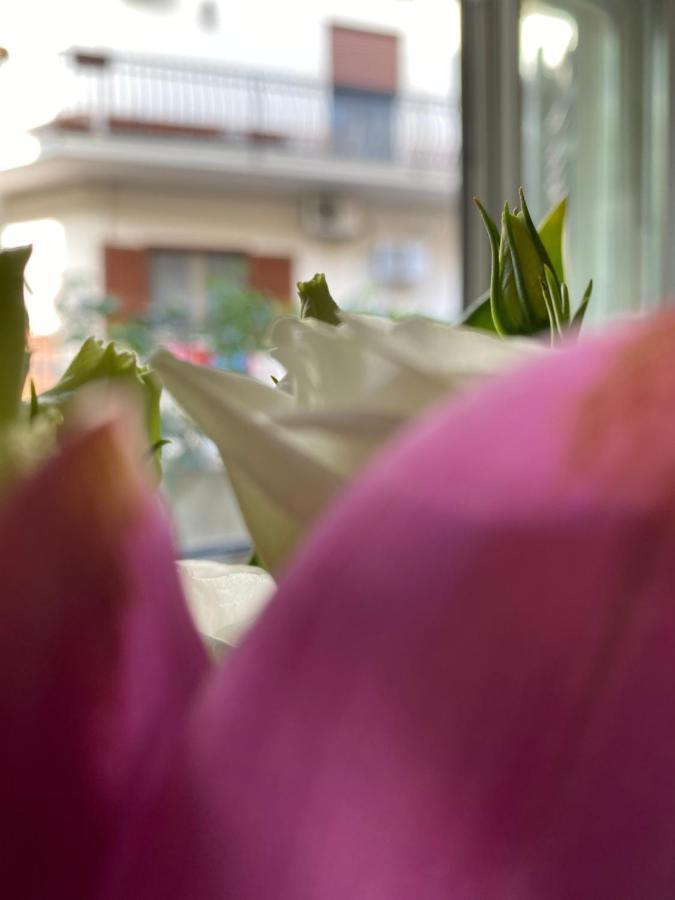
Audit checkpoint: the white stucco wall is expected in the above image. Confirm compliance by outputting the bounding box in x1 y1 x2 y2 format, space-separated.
1 0 462 323
4 184 461 319
4 0 460 98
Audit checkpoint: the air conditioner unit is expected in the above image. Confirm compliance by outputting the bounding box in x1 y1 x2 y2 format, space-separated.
300 193 364 242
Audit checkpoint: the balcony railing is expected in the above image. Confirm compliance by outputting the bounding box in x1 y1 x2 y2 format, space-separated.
47 49 459 173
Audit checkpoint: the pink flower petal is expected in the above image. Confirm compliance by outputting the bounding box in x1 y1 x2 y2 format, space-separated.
0 417 210 898
113 314 675 898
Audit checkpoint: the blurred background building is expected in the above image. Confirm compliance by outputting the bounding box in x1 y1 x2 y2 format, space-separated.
0 0 461 329
0 0 461 557
2 0 675 556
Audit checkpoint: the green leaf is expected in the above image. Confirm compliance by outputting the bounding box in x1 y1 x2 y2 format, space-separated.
561 282 571 324
0 246 31 427
29 379 39 422
539 273 563 345
539 276 558 346
538 197 567 284
297 273 341 326
474 199 506 334
457 291 498 332
544 265 565 327
39 338 163 470
147 438 171 458
473 198 501 248
519 187 558 284
572 279 593 329
503 209 548 331
248 549 262 567
496 204 530 334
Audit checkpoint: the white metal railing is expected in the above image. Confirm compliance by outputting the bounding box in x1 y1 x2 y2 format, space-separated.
50 49 459 172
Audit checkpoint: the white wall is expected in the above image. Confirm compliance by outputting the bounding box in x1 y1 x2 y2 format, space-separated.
4 184 461 319
4 0 460 97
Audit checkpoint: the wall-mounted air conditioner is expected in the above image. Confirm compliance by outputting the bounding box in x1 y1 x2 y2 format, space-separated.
300 193 364 242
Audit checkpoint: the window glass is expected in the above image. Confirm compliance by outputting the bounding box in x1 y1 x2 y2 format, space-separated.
149 249 247 329
521 0 673 322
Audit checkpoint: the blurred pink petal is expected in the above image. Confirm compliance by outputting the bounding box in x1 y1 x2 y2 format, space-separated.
109 312 675 898
0 417 210 898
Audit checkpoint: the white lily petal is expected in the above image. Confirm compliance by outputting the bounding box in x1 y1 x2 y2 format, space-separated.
153 350 343 570
341 314 543 382
269 317 451 415
158 311 542 570
178 560 275 658
272 409 403 435
269 317 379 409
270 409 406 473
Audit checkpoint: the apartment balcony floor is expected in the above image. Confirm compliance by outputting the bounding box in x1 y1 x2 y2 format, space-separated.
0 126 456 210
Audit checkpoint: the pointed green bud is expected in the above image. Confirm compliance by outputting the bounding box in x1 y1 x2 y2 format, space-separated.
297 273 341 326
470 190 590 339
503 208 549 331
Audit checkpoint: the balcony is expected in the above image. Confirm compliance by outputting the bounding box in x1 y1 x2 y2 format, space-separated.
1 49 460 206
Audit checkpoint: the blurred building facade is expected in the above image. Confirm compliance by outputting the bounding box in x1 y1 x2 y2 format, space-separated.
0 0 460 558
0 0 461 338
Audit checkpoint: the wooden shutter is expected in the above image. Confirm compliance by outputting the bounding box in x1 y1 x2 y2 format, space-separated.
331 25 399 94
248 255 292 305
104 246 149 318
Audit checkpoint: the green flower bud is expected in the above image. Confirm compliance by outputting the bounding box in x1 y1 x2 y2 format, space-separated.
472 189 592 342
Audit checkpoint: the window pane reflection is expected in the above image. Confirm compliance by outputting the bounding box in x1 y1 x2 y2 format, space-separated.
521 0 672 323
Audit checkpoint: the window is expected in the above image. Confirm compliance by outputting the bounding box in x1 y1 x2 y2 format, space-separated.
149 249 247 328
520 0 675 321
331 25 398 162
332 87 395 160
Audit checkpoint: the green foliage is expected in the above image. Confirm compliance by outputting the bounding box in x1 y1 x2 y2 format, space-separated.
538 197 567 284
297 273 341 326
107 282 275 365
101 280 278 480
38 338 163 472
461 189 593 342
0 246 31 427
206 285 276 359
461 290 494 330
106 317 155 359
0 245 163 484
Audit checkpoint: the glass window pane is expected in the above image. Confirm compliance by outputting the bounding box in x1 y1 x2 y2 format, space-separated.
520 0 672 323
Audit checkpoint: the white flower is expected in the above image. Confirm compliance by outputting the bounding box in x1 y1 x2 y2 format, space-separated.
178 560 275 658
154 315 540 571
